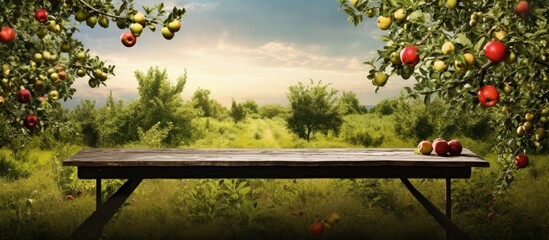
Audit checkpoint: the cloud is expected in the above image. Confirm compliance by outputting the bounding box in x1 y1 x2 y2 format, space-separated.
212 33 369 73
183 2 218 11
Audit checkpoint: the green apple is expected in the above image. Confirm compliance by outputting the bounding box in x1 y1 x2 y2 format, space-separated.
88 79 98 88
130 23 144 37
43 51 52 61
77 68 86 77
523 121 533 132
525 112 534 121
33 53 43 62
505 51 516 64
76 51 86 60
132 12 146 24
503 85 512 94
446 0 458 9
86 16 97 28
49 90 59 100
517 126 525 136
434 60 448 72
47 20 57 31
60 42 71 52
469 18 477 26
0 96 5 107
394 8 407 21
75 9 88 22
441 41 455 54
50 72 59 82
350 0 358 7
168 20 181 32
98 16 109 28
377 16 392 30
37 27 48 39
116 19 126 29
373 72 389 86
389 51 401 65
542 107 549 116
454 60 466 72
162 27 175 40
366 8 375 18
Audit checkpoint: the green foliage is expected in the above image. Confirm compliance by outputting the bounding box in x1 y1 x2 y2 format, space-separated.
0 0 186 155
192 88 227 119
258 104 288 119
338 0 549 187
110 67 198 146
230 99 247 123
338 91 367 115
136 122 173 148
184 179 257 224
371 97 399 115
286 80 343 141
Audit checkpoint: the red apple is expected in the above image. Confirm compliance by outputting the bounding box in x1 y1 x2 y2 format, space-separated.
58 70 67 80
400 46 420 67
447 140 462 156
417 140 433 155
309 221 325 236
433 139 449 156
66 194 74 201
514 154 529 168
120 31 137 47
478 85 500 107
35 9 49 24
0 27 16 44
484 41 507 63
515 1 529 14
24 114 38 129
17 89 32 103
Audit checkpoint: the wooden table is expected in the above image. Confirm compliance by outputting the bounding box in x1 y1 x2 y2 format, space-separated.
63 148 489 240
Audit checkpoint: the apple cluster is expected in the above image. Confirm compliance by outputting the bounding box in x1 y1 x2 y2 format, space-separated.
0 1 186 135
121 12 183 48
339 0 548 183
417 139 462 156
308 212 341 236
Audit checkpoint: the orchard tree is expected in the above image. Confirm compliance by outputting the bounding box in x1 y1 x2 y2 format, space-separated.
287 80 343 142
339 0 549 189
0 0 186 152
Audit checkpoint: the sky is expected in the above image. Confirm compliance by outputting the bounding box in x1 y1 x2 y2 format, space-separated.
69 0 411 107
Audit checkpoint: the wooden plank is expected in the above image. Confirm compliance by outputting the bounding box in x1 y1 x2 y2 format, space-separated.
63 148 489 168
77 165 472 179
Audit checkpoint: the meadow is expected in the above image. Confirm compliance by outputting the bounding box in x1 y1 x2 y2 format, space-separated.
1 113 548 240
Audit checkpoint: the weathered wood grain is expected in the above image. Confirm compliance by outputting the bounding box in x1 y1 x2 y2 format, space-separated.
63 148 489 168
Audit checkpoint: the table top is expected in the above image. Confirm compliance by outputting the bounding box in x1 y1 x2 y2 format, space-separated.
63 148 489 168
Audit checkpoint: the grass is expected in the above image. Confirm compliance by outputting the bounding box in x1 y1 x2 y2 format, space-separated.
1 115 548 239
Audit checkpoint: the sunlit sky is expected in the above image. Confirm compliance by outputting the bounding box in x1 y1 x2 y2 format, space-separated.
69 0 411 107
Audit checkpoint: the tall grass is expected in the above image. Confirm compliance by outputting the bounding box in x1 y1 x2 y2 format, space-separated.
0 115 548 239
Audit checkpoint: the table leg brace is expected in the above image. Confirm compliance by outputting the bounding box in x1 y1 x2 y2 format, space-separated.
400 178 469 240
73 178 143 240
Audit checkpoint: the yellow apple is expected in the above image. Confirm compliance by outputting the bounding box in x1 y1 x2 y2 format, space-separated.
434 60 448 72
446 0 458 9
441 41 455 54
463 53 475 67
493 30 508 40
394 8 407 21
377 16 392 30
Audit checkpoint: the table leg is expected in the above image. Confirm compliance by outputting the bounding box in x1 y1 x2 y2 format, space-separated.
446 178 452 240
96 178 102 210
400 178 469 240
73 178 143 240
